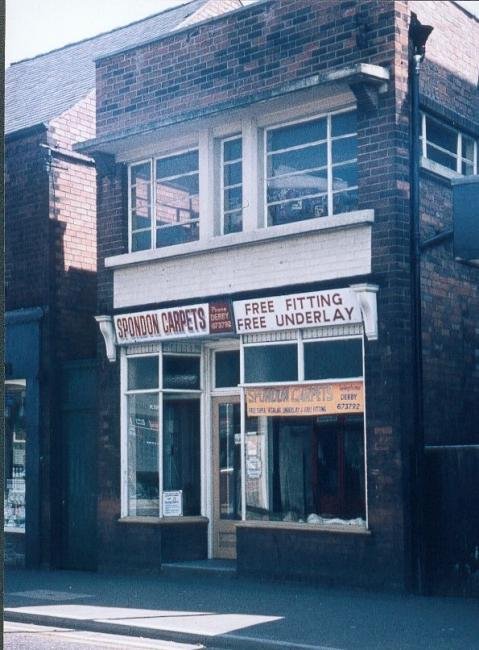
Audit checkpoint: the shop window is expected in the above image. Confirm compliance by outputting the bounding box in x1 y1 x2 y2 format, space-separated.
4 381 27 532
245 415 365 524
125 352 201 518
421 113 478 176
265 110 357 226
244 344 298 383
221 137 243 234
304 339 362 380
214 350 240 388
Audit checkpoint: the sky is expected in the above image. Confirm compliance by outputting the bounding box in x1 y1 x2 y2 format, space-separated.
5 0 479 68
5 0 199 67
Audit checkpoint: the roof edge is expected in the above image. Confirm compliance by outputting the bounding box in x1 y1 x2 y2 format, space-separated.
5 123 48 141
94 0 272 64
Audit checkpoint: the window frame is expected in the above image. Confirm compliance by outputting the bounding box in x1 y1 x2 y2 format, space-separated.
263 107 358 228
421 112 478 177
121 347 203 519
220 134 243 235
128 147 200 253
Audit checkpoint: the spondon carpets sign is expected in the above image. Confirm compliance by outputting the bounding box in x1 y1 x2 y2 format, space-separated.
233 288 361 334
114 304 209 344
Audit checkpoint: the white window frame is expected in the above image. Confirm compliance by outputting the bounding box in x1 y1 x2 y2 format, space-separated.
120 346 204 519
421 112 478 177
263 106 358 228
128 147 200 253
220 135 243 235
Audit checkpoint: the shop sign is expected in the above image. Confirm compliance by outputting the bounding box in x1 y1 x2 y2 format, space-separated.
162 490 183 517
114 301 235 344
233 289 361 334
245 381 364 417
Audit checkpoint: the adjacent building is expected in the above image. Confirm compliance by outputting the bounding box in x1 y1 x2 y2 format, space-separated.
4 0 241 569
77 0 479 592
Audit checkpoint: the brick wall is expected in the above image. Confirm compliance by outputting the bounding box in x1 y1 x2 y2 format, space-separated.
5 127 50 311
95 0 399 139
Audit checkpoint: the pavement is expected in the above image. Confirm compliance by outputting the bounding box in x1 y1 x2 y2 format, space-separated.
4 565 479 650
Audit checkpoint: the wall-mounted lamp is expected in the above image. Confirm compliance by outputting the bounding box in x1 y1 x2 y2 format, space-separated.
95 315 117 362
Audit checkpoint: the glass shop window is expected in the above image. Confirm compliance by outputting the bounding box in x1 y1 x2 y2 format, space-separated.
214 350 240 389
304 339 363 380
4 380 27 532
244 344 298 383
245 414 365 525
125 352 202 518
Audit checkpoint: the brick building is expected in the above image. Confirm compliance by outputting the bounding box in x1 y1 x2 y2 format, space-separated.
77 0 479 593
4 0 240 569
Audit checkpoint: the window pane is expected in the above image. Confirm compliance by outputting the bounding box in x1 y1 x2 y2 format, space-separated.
462 161 474 176
131 186 150 218
224 210 243 234
268 144 327 177
426 118 457 154
128 356 159 390
244 344 298 383
304 339 362 380
224 186 242 212
245 416 365 523
215 350 240 388
132 212 151 231
156 223 199 247
163 355 200 389
163 395 201 516
131 162 151 184
332 163 358 190
332 111 357 137
332 189 358 215
132 230 151 252
127 393 159 517
156 151 198 178
224 138 242 161
267 169 327 203
268 194 328 225
267 118 326 152
427 145 457 171
224 161 242 187
4 382 27 532
462 137 475 163
332 136 357 163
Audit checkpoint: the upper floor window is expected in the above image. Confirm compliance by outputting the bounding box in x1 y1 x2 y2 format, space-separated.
129 150 199 252
265 110 357 226
421 113 478 176
221 136 243 234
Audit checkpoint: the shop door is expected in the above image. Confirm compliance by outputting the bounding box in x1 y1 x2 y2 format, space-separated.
212 396 241 559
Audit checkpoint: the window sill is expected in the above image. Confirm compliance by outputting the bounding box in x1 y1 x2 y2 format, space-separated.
105 209 374 270
236 520 371 535
118 516 208 525
4 527 26 535
420 157 462 183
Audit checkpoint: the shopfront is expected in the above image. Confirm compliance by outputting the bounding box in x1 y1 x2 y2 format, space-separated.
101 285 377 564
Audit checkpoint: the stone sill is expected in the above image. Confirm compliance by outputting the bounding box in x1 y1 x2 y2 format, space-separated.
118 516 208 526
105 209 374 270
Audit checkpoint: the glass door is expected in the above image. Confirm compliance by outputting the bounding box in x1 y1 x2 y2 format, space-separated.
212 396 241 559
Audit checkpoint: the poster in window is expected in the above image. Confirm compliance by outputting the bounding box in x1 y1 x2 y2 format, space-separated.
162 490 183 517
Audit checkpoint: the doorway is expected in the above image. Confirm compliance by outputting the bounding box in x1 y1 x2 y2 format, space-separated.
211 396 241 559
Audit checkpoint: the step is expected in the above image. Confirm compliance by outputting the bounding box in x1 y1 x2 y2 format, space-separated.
161 559 237 579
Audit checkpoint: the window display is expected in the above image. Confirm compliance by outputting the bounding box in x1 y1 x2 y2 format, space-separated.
245 415 365 525
4 381 27 532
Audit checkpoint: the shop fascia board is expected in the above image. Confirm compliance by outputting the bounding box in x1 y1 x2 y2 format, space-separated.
74 64 389 158
104 209 375 270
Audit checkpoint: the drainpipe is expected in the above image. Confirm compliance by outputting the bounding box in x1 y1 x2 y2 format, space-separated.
409 13 433 595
